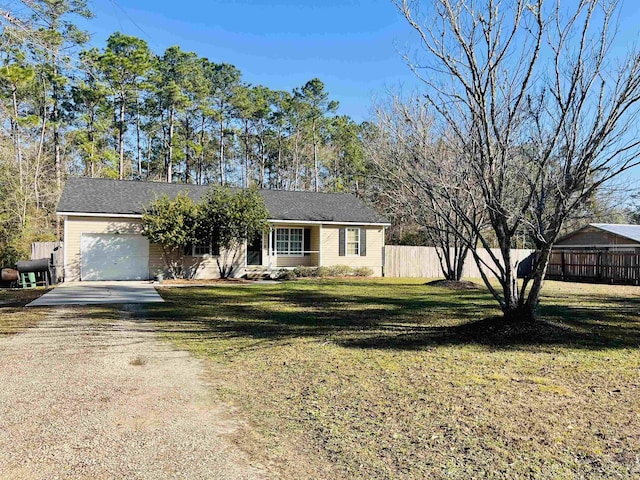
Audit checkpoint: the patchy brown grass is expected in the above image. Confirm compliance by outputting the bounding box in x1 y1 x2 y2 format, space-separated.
146 279 640 479
0 288 50 335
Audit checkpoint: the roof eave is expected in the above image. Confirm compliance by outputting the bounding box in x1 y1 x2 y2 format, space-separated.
57 211 144 218
57 211 391 226
267 219 391 226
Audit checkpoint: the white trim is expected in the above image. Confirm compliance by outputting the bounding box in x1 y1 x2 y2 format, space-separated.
63 216 68 281
58 212 390 226
57 211 143 219
268 219 390 227
275 227 304 256
345 227 360 256
191 243 219 257
268 226 273 269
318 224 323 267
382 226 386 275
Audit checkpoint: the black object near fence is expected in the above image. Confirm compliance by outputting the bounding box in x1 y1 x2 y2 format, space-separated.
16 258 57 288
546 250 640 285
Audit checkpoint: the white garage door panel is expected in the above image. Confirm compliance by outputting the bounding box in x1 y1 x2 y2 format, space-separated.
81 234 149 281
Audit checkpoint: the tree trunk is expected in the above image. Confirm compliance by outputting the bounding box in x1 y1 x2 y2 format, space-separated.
146 131 152 179
118 97 126 179
10 84 23 191
35 81 47 209
167 107 175 183
184 116 191 184
136 96 142 176
243 120 250 188
312 117 319 192
502 303 536 323
219 116 225 185
53 94 61 190
259 137 266 189
198 114 206 185
88 107 96 177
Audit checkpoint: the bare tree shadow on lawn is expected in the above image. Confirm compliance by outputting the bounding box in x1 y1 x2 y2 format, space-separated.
133 285 640 351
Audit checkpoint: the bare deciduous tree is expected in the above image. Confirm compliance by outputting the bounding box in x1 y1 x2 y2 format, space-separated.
394 0 640 321
368 95 483 281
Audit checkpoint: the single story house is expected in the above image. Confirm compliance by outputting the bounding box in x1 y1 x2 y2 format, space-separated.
56 177 390 281
553 223 640 252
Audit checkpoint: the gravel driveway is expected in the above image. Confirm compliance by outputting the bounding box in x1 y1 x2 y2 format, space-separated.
0 306 267 479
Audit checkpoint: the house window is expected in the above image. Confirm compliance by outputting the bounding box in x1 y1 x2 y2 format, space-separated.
276 228 303 255
346 228 360 255
192 239 219 256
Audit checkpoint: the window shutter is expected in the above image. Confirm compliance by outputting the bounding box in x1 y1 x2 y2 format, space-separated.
304 228 311 256
360 228 366 256
339 228 345 256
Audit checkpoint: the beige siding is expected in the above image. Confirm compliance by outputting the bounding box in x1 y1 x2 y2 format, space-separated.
183 247 246 279
320 225 384 276
63 216 245 281
276 256 313 267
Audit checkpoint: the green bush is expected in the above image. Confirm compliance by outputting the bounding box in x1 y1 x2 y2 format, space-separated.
291 265 373 278
272 269 296 280
352 267 374 277
314 266 331 277
293 266 316 277
330 265 353 277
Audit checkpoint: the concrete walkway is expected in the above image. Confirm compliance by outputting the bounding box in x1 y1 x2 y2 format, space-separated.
27 281 164 307
0 307 267 479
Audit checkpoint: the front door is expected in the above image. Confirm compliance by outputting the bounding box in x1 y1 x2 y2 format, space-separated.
247 234 262 265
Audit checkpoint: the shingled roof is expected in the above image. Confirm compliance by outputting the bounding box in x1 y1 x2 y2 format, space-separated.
57 177 390 225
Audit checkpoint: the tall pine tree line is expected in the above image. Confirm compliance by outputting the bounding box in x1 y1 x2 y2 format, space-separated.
0 1 367 263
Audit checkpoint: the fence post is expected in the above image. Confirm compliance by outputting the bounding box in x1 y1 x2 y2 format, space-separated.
560 251 565 280
596 251 602 281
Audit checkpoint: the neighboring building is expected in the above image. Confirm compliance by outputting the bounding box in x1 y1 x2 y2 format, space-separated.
547 224 640 284
56 178 390 281
554 224 640 252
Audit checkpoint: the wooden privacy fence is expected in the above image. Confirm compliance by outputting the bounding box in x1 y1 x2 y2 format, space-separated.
383 245 535 279
31 241 64 282
547 250 640 284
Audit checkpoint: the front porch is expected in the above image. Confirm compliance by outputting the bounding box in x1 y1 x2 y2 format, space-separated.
247 223 321 271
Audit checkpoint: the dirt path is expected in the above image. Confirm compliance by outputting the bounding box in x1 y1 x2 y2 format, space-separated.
0 306 268 479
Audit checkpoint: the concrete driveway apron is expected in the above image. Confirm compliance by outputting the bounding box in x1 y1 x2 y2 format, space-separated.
27 281 164 307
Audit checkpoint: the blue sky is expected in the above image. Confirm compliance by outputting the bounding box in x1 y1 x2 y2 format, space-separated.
78 0 419 122
78 0 640 124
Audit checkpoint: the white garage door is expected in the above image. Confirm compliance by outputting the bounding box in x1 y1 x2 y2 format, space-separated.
81 234 150 281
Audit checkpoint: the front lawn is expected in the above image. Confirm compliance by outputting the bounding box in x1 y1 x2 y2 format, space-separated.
148 279 640 479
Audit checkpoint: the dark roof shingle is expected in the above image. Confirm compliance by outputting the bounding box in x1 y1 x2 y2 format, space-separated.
57 177 389 224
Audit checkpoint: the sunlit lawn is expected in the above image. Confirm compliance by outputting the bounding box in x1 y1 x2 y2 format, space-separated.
0 288 49 336
147 279 640 479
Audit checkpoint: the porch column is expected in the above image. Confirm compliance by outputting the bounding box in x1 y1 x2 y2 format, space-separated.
318 224 323 267
268 226 273 269
273 226 277 268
